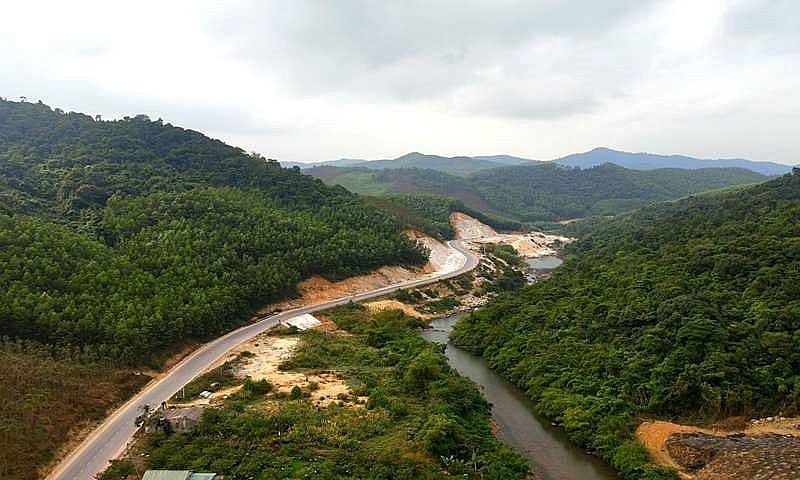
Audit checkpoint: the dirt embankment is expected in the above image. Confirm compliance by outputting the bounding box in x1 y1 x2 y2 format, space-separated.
364 299 432 319
449 212 572 257
258 230 455 314
261 213 568 318
636 418 800 479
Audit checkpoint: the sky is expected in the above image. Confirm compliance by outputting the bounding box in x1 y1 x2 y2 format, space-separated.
1 0 798 164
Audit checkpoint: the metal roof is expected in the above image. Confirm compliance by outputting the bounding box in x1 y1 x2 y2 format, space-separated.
189 474 218 480
142 471 192 480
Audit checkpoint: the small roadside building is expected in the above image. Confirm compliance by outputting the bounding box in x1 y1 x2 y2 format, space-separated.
157 406 205 433
142 471 220 480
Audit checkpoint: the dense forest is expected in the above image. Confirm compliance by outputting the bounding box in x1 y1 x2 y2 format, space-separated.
452 170 800 479
103 305 528 480
1 188 424 362
1 99 378 218
469 162 767 220
305 161 767 223
0 99 425 358
0 99 426 479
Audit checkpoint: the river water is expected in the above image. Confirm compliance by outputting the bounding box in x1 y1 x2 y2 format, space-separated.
420 313 618 480
524 255 563 283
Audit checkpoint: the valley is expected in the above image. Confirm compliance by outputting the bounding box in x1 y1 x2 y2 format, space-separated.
1 98 798 480
49 236 478 480
92 213 572 480
4 3 800 479
304 160 769 223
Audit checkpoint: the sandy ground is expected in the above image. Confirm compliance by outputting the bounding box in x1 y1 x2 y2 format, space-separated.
364 299 431 319
260 265 426 314
450 212 572 258
205 332 361 407
450 212 500 239
406 229 465 273
636 417 800 478
636 421 709 473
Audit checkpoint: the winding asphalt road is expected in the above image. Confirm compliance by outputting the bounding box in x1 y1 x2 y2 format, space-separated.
48 240 479 480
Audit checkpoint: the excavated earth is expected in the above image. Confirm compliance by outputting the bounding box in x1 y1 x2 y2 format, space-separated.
665 431 800 480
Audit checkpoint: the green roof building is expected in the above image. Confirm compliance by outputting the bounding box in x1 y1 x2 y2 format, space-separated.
142 471 220 480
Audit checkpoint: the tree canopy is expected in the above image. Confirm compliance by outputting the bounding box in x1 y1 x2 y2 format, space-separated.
452 170 800 479
0 99 426 363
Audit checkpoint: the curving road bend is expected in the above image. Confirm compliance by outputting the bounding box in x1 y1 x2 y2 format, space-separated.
48 240 479 480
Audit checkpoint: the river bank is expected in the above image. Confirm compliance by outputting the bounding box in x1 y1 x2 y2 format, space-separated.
421 314 618 480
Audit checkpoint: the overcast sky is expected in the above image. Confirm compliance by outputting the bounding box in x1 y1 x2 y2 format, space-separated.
2 0 798 164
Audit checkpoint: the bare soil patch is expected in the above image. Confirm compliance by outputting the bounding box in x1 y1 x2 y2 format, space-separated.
636 417 800 479
260 265 426 314
207 332 360 407
406 229 464 273
364 299 430 319
450 212 571 258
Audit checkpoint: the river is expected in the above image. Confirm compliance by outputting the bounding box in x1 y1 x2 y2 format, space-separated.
524 255 563 283
420 313 618 480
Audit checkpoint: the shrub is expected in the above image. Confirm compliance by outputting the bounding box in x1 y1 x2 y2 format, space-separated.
243 378 273 395
415 413 464 458
291 385 303 399
404 350 444 393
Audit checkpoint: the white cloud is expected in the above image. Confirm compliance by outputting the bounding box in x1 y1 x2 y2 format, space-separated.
0 0 797 164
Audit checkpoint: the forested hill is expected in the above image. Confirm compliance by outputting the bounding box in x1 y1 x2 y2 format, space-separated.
0 99 426 361
452 169 800 479
0 99 429 479
306 161 767 223
468 162 767 220
0 99 347 217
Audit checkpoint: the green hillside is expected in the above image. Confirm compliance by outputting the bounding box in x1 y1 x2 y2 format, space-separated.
469 162 768 221
286 152 529 176
306 161 768 224
306 166 496 214
0 100 425 479
0 99 425 357
451 170 800 479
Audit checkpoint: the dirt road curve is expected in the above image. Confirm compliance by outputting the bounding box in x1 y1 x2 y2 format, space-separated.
47 240 478 480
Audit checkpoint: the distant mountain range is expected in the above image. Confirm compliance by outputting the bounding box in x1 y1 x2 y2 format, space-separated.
282 148 793 177
555 147 792 176
282 152 524 176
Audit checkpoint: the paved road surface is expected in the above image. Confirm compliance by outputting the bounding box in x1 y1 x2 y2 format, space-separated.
48 240 478 480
